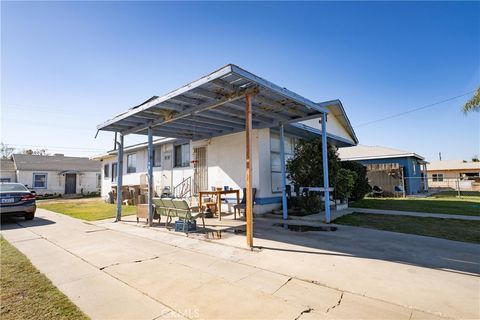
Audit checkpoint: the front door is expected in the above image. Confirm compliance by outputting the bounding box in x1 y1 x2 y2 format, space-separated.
193 147 207 195
65 174 77 194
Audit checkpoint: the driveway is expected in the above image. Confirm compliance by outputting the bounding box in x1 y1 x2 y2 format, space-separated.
1 208 479 320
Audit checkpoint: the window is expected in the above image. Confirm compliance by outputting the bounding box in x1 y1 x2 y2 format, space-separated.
127 153 136 173
432 174 444 182
33 173 47 188
0 178 11 182
153 148 161 167
96 173 101 188
111 163 118 182
104 164 110 179
270 130 297 193
174 143 190 167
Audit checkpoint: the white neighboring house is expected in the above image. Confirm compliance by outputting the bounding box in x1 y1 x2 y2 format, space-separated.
0 159 17 182
5 154 101 196
427 160 480 191
93 102 358 214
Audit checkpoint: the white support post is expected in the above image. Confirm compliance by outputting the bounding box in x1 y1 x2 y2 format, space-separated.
321 114 331 223
279 123 288 221
115 133 124 222
147 127 154 226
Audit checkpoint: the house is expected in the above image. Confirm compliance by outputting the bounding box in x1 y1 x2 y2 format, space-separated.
93 64 359 220
427 160 480 191
338 145 428 195
0 159 17 182
4 154 101 195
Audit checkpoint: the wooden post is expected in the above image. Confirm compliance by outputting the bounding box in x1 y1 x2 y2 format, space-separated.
115 133 124 222
147 127 154 226
245 94 253 247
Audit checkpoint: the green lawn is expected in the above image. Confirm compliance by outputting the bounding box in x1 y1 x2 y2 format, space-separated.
37 199 136 221
1 236 88 320
350 191 480 216
334 213 480 244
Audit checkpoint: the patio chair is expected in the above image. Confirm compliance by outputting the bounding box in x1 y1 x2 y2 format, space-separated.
233 188 257 220
172 199 205 233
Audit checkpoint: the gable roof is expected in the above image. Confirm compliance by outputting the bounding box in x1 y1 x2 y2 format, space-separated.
338 145 425 161
12 154 100 172
427 160 480 171
320 99 358 145
0 159 16 172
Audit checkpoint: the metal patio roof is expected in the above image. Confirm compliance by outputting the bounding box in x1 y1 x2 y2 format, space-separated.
97 64 330 140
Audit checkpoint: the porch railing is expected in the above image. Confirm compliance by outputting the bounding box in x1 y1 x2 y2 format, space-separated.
173 176 192 199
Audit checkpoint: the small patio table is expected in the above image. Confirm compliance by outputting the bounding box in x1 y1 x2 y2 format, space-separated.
198 189 240 221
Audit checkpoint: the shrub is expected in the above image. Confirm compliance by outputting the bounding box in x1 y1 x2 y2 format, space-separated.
339 161 371 201
334 168 357 201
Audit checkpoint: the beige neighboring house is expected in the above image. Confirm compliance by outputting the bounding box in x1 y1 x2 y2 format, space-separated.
5 154 101 195
427 160 480 191
0 159 17 182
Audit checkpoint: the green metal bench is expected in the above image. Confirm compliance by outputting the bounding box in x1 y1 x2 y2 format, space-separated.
152 198 205 232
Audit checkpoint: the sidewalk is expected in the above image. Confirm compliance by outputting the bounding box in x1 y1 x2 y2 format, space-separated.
1 208 479 319
351 208 480 221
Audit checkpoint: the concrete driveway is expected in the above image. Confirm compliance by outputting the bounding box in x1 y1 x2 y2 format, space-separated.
1 208 479 320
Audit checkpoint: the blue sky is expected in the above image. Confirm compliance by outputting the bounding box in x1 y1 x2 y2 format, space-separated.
1 1 479 161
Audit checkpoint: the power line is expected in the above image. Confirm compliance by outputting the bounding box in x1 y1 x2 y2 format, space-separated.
2 103 111 117
356 90 476 127
2 143 105 151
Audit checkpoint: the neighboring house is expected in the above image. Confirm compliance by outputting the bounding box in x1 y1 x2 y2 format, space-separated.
93 103 358 214
427 160 480 191
0 159 17 182
338 145 428 195
9 154 101 195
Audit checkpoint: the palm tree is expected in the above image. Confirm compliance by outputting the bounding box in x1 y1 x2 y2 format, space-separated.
463 88 480 113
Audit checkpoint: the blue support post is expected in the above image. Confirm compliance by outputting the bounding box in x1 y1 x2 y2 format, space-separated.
279 123 288 221
321 114 331 223
147 127 154 226
115 133 124 222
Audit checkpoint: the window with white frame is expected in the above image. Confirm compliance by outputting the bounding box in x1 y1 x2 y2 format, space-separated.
127 153 136 173
174 143 190 167
270 130 297 193
33 173 47 188
111 163 118 182
432 173 444 182
153 147 161 167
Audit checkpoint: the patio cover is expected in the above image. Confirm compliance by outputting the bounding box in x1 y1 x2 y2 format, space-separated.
97 64 329 138
97 64 334 248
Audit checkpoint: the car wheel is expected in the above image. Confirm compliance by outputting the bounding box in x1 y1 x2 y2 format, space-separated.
25 213 34 220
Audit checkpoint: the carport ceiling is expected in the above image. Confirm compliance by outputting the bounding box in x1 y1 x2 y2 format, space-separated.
97 64 329 140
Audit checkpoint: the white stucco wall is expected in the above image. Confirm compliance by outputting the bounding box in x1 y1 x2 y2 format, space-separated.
16 170 100 195
0 170 17 182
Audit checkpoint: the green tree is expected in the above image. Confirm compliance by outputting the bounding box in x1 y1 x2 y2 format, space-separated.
286 137 339 189
339 160 371 201
463 88 480 113
334 168 357 201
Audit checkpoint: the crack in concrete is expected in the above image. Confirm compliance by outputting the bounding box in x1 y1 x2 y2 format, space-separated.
325 292 344 313
272 277 292 295
408 309 413 320
100 256 159 270
294 307 313 320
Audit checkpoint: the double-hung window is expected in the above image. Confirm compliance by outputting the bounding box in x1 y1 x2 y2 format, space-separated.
33 173 47 188
174 143 190 167
270 130 296 193
432 173 444 182
153 148 162 167
127 154 136 173
104 164 110 179
111 163 118 182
